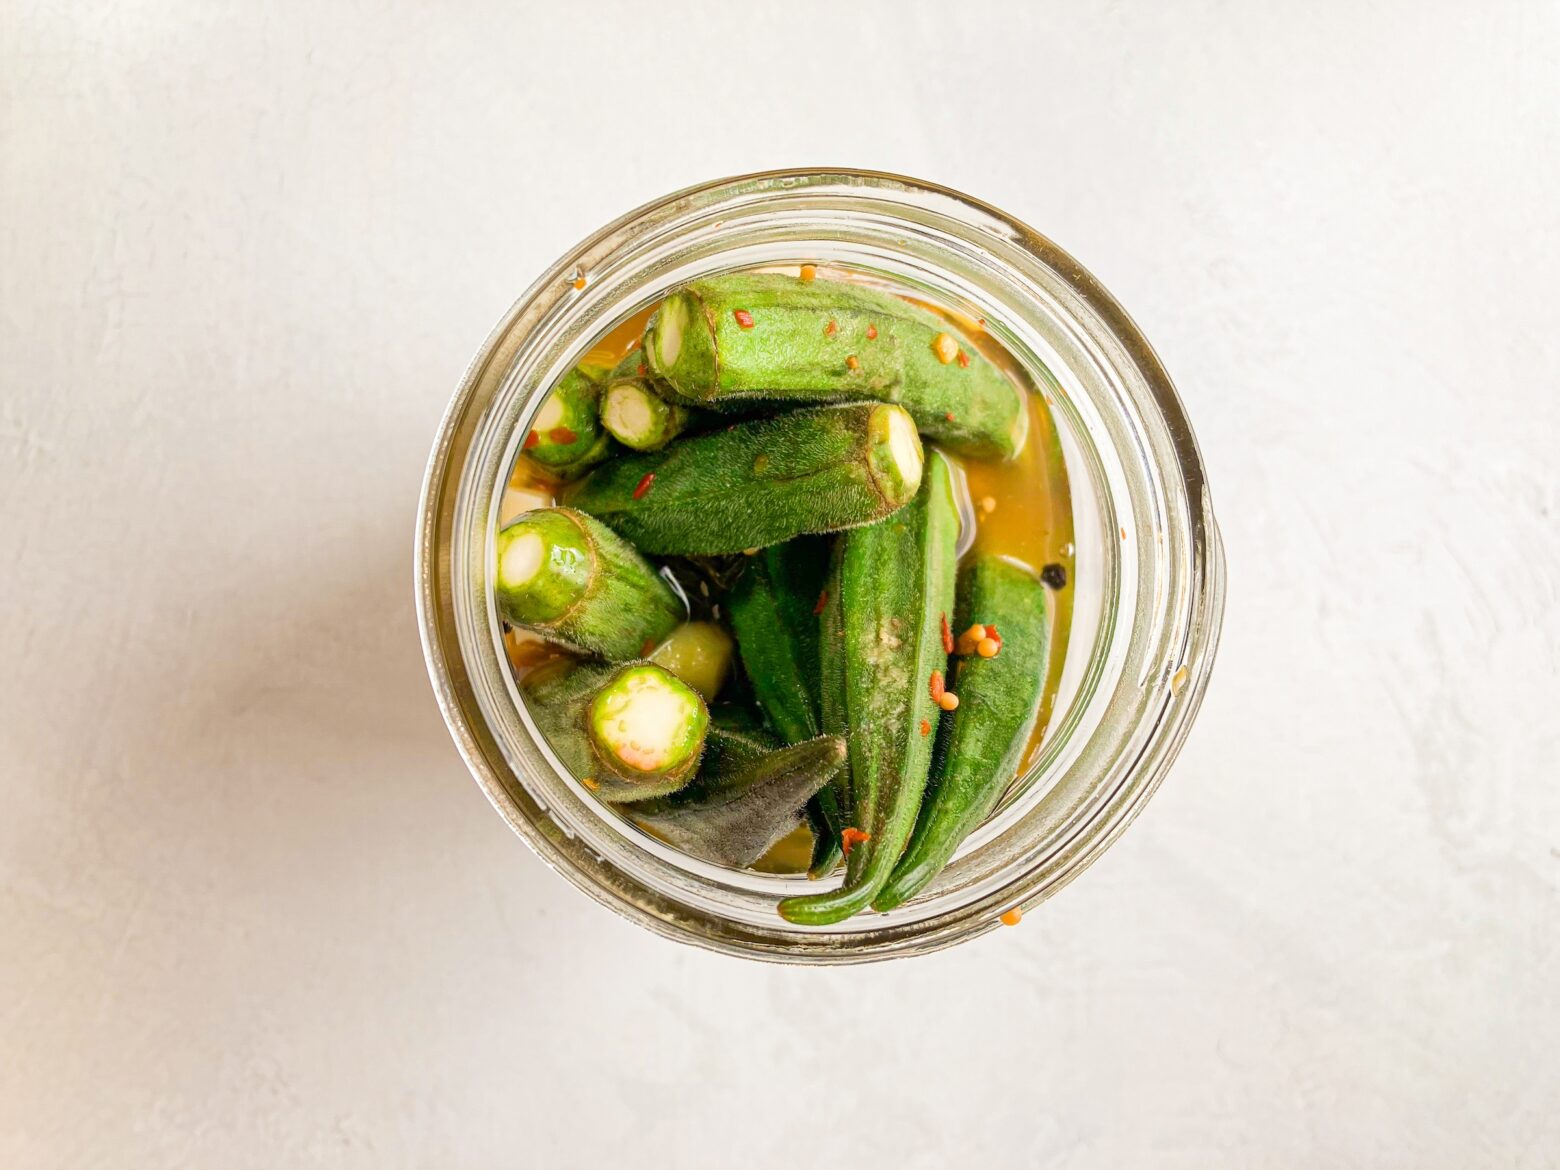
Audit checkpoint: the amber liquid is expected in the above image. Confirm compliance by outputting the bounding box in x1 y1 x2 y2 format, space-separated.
503 275 1075 875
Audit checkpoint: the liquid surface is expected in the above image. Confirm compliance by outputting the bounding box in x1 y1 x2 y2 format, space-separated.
502 272 1075 873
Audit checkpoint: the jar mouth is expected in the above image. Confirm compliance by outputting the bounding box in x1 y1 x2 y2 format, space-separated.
416 169 1225 963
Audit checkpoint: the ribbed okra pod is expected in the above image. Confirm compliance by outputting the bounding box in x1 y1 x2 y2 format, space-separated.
873 555 1051 910
727 537 845 875
495 508 683 660
562 403 924 556
644 273 1028 460
778 452 960 925
630 736 847 868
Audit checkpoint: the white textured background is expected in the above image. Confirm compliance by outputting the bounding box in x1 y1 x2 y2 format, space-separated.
4 2 1558 1166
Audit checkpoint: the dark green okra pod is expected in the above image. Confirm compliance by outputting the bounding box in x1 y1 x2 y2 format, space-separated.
563 403 924 556
726 537 846 874
873 555 1051 910
631 736 847 868
644 273 1028 460
778 451 959 925
495 507 683 660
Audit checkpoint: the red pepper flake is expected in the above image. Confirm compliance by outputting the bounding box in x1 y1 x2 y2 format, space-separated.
840 827 871 856
640 637 656 657
866 323 878 340
548 426 578 445
956 349 970 369
930 670 946 703
523 430 540 450
813 588 829 616
1120 526 1128 541
940 613 953 655
733 309 755 329
944 411 956 423
824 319 838 337
572 275 587 290
633 472 655 500
999 907 1023 927
919 719 931 737
976 317 987 329
984 624 1000 640
845 355 860 371
637 362 648 377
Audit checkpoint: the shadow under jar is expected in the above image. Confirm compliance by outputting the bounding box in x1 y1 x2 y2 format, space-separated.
416 169 1225 963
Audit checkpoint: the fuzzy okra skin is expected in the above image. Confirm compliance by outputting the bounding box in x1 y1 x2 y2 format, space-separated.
644 272 1029 460
562 403 925 556
600 352 697 452
872 556 1051 910
521 658 708 802
630 736 847 868
495 507 683 660
698 705 782 781
727 537 846 876
726 539 828 745
523 361 612 475
778 451 960 925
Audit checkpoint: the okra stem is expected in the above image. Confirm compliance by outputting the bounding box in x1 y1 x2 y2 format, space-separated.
523 360 613 476
495 507 683 661
600 353 697 452
520 659 708 802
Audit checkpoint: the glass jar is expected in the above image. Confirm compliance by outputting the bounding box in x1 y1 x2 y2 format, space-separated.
415 169 1225 963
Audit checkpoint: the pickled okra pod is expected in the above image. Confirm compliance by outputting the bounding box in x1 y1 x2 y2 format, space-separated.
523 360 614 478
631 736 847 868
726 537 845 875
495 507 683 661
522 658 709 802
873 555 1051 910
778 451 960 925
563 403 925 556
644 273 1028 460
600 352 697 452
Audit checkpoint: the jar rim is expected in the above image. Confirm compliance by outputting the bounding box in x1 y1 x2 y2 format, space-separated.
416 168 1225 963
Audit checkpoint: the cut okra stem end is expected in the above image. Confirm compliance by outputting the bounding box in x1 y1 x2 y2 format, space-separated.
865 403 925 507
588 663 709 791
646 290 716 399
495 510 591 623
602 379 687 452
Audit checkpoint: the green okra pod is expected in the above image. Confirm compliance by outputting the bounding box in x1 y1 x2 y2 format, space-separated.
778 451 960 925
726 536 846 875
873 556 1051 910
522 658 709 802
523 360 613 477
726 539 828 745
600 352 698 452
700 705 782 778
630 736 847 868
644 273 1028 460
495 507 683 660
562 403 925 556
